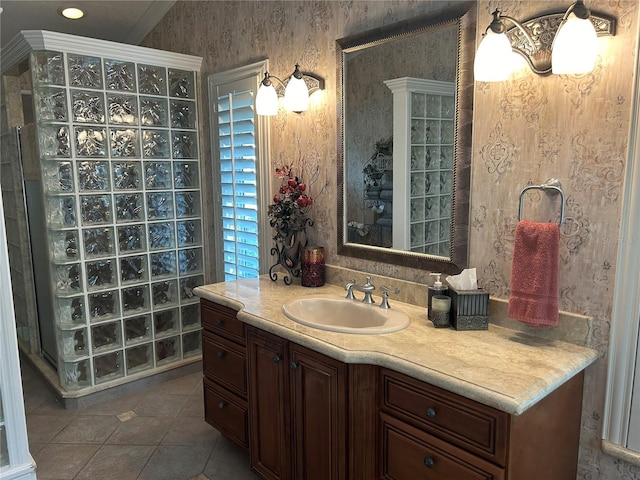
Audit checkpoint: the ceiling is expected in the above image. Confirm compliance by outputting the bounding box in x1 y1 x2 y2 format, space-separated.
0 0 176 49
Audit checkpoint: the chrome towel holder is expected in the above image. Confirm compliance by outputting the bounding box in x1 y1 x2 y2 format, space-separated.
518 178 565 226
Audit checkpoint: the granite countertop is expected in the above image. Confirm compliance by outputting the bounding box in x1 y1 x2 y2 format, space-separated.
194 276 598 416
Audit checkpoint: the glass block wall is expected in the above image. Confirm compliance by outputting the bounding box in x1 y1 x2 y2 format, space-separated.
409 89 455 256
30 50 203 391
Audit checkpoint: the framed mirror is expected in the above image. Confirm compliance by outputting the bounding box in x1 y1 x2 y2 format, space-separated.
337 2 475 274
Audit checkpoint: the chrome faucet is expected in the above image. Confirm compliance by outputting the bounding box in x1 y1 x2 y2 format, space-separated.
379 286 400 309
344 279 357 300
345 276 376 304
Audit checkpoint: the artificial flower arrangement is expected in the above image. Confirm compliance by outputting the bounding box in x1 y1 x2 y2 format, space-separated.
267 164 313 241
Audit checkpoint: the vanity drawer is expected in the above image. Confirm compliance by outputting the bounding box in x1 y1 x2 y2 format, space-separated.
381 368 508 465
204 378 248 449
380 412 504 480
203 330 247 397
201 300 245 345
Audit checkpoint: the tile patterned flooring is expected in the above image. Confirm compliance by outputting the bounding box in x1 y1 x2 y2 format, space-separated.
22 362 260 480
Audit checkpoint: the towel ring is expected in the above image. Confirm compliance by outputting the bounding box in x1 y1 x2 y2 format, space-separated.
518 178 565 226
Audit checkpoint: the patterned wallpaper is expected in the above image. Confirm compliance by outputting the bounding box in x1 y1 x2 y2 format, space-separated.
142 1 640 478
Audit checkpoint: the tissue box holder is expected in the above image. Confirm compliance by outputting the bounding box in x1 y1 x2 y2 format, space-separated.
448 287 489 331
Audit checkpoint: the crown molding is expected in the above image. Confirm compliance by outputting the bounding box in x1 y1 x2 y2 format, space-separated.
1 30 201 75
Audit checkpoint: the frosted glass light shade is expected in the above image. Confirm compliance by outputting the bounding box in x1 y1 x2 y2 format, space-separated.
552 13 599 75
474 30 514 82
256 83 279 116
284 76 309 112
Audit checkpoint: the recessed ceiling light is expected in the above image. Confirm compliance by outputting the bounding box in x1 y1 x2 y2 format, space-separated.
61 7 84 20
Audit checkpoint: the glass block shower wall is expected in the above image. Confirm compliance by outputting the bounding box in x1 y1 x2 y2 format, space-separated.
30 50 203 391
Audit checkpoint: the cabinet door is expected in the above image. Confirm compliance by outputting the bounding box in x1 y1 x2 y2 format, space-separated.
247 327 291 480
290 343 347 480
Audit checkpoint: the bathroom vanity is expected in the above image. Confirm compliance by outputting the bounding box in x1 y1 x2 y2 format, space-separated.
195 277 597 480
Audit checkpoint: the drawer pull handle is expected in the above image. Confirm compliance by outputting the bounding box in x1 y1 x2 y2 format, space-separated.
218 401 226 409
217 351 225 358
290 361 298 370
215 319 223 327
273 354 281 363
425 407 436 418
424 457 435 468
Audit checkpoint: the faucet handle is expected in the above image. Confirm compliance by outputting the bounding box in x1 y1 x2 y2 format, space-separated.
380 286 400 309
345 279 356 300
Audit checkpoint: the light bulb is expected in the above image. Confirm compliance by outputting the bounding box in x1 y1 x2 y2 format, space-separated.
256 83 278 116
284 75 309 112
474 30 514 82
552 13 599 75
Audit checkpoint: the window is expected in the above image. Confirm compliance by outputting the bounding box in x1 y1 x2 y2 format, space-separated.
209 61 271 282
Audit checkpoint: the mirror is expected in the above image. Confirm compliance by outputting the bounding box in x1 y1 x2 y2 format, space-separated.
337 2 475 274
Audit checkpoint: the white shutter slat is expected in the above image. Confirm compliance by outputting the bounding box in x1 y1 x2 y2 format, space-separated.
216 87 260 281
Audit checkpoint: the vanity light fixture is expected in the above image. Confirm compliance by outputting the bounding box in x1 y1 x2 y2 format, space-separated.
60 7 85 20
474 0 615 82
256 64 325 115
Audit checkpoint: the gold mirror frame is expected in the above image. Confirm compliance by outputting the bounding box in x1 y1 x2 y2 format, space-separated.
336 2 476 275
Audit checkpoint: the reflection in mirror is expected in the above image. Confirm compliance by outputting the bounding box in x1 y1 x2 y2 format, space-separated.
337 2 475 274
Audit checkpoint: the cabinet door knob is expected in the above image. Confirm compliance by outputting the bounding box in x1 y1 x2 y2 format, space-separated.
425 407 436 418
218 401 226 409
217 351 225 358
424 457 435 468
273 354 281 363
215 319 223 327
290 361 298 370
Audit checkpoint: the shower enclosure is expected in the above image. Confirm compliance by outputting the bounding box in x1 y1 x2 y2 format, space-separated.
1 31 204 397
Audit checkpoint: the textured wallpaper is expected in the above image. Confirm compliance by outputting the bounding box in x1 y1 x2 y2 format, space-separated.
471 2 638 478
142 1 640 478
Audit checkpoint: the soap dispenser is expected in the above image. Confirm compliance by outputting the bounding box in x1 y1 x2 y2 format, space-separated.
427 273 448 320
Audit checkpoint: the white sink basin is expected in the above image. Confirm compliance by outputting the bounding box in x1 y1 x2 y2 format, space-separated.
282 294 410 334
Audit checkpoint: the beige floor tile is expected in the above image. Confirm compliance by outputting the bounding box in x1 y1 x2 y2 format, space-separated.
28 442 48 456
52 415 121 444
107 415 174 445
29 397 76 416
161 416 220 446
137 445 213 480
80 390 148 416
133 392 189 417
178 393 205 417
24 390 67 415
188 475 210 480
74 444 155 480
146 372 202 396
26 414 74 443
22 360 231 480
204 437 259 480
32 443 99 479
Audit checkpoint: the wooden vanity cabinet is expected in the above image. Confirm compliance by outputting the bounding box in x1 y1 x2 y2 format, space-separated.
201 299 248 449
247 326 362 480
379 368 585 480
200 299 586 480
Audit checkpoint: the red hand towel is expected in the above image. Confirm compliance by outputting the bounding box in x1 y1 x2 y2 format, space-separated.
507 220 560 328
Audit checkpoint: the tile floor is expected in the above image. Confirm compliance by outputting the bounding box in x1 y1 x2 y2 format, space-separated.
22 361 260 480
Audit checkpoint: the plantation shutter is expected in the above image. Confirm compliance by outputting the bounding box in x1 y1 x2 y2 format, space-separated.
216 81 260 281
